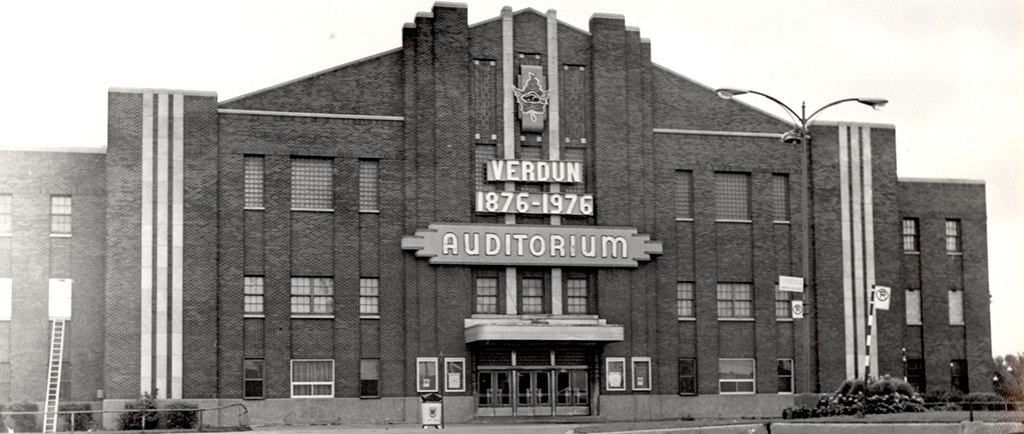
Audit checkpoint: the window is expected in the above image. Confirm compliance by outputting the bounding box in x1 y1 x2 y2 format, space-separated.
244 277 264 315
632 357 652 391
475 277 498 314
290 277 333 315
717 283 753 318
445 358 466 392
902 218 919 252
677 282 695 318
907 358 925 392
291 360 333 397
566 278 587 314
945 220 961 253
678 358 697 395
777 359 794 393
948 289 964 325
719 359 755 394
475 144 497 192
417 357 438 392
675 171 693 219
51 196 72 234
291 158 332 210
951 359 969 394
772 174 789 221
244 155 264 209
606 357 626 391
714 172 749 220
360 359 380 398
906 289 922 325
562 148 586 194
521 277 544 314
358 160 379 212
775 285 793 318
0 278 10 321
244 359 264 399
359 278 380 317
0 194 11 234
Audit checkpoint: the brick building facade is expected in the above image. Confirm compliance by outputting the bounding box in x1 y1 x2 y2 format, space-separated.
0 3 992 425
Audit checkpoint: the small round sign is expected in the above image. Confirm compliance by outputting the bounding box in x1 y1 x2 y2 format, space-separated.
792 302 803 316
876 286 891 302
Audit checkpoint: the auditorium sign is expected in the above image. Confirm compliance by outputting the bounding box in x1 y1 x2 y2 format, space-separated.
401 223 662 268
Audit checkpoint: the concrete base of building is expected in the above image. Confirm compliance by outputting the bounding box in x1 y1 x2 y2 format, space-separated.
597 394 795 421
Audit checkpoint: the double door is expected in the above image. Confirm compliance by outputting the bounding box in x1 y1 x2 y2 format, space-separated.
478 369 589 416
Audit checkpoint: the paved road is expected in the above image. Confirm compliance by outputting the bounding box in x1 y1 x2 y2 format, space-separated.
251 423 580 434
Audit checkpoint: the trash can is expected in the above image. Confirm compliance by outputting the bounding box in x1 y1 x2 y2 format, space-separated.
420 392 443 429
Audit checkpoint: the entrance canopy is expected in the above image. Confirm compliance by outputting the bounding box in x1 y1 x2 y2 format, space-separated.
464 316 624 343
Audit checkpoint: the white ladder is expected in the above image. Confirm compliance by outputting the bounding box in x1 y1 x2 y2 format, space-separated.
42 319 66 433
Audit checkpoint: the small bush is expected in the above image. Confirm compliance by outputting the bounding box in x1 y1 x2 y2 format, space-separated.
922 389 964 404
164 403 199 430
58 403 94 432
119 392 158 430
9 402 39 433
784 377 927 419
962 392 1008 411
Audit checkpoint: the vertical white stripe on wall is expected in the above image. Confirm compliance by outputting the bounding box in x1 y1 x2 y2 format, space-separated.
505 267 518 315
547 9 563 315
140 91 154 395
839 125 854 379
171 93 184 399
862 127 878 378
850 125 866 381
155 93 169 399
501 6 519 311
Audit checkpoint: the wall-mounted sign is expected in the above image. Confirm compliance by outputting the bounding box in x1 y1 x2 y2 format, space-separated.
487 160 582 183
475 191 594 216
512 65 549 133
402 223 662 268
778 275 804 293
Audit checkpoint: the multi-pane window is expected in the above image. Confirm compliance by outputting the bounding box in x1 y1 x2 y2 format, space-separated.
715 172 750 220
475 277 498 314
677 282 695 318
51 196 72 234
907 358 925 392
717 283 753 318
244 276 264 314
521 278 544 314
775 285 793 318
518 146 545 192
359 278 380 316
906 289 922 325
291 158 332 209
566 278 587 314
950 359 969 394
475 144 497 192
772 174 789 221
948 289 964 325
290 277 333 315
678 358 697 395
719 359 755 394
902 218 919 252
360 359 380 398
777 359 794 393
244 359 264 398
0 194 11 233
945 220 961 253
675 171 693 219
562 148 586 194
244 155 264 208
358 160 379 212
291 360 333 397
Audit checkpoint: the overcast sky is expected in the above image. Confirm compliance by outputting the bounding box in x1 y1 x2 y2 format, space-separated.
1 1 1020 358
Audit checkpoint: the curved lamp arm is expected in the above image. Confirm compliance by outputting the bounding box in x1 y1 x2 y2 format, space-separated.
716 87 802 129
805 98 888 126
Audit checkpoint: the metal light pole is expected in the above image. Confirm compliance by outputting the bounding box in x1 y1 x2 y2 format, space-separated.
715 88 887 393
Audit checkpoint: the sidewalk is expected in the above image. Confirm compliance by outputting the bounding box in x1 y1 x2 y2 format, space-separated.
250 423 579 434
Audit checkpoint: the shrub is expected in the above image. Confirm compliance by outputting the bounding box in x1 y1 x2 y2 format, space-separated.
119 392 158 430
784 377 926 418
9 402 39 433
963 392 1009 411
922 389 964 404
58 403 94 432
164 403 199 430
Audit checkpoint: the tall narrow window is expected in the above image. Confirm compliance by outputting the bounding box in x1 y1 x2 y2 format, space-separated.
244 155 264 209
291 158 332 210
359 278 380 317
775 285 793 318
291 360 334 397
0 194 11 234
632 357 652 391
902 218 919 252
717 283 753 318
475 277 498 314
719 359 756 394
950 360 968 394
677 282 695 318
51 196 72 234
907 358 925 392
678 358 697 395
945 220 961 253
445 358 466 392
358 160 379 212
290 277 333 315
772 174 789 221
948 289 964 325
606 358 626 391
566 278 587 314
521 278 544 314
475 144 497 192
244 276 264 315
675 171 693 219
244 359 264 399
715 172 749 220
360 359 380 398
777 359 794 393
562 147 586 194
906 289 922 325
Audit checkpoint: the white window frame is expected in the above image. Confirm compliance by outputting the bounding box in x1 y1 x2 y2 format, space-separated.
290 359 334 398
605 357 626 391
358 159 380 213
777 359 794 394
359 278 380 319
244 276 264 317
417 357 439 392
444 357 466 392
631 357 652 391
719 358 756 395
244 155 265 210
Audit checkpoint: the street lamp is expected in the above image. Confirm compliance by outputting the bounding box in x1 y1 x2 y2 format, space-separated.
715 87 887 393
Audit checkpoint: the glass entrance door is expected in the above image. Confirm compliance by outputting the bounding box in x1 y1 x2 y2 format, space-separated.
555 370 590 415
516 371 552 416
477 371 512 416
